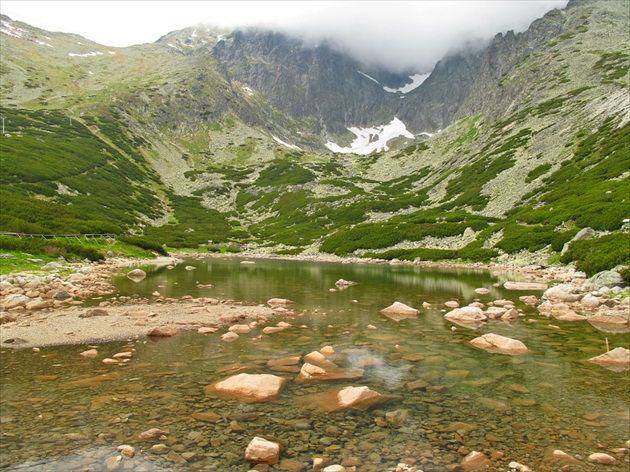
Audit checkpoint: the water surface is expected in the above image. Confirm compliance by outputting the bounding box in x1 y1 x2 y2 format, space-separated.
1 257 628 471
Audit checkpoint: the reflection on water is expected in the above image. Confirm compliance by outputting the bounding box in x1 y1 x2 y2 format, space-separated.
1 257 628 471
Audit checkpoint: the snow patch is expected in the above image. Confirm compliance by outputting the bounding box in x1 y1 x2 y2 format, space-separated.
217 34 225 41
35 39 53 47
1 27 21 38
272 136 302 151
68 51 101 57
384 73 431 94
357 71 380 84
358 70 431 95
325 117 415 155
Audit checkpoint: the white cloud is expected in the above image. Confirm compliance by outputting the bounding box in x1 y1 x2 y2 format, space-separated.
1 1 569 72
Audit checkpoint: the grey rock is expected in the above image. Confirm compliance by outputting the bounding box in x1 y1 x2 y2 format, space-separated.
583 270 625 291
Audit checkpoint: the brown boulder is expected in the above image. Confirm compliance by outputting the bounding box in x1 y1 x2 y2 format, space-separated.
147 326 179 337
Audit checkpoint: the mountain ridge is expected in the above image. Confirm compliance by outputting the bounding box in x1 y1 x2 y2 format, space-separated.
0 0 628 273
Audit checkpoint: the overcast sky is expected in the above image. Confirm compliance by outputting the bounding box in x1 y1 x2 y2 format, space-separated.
1 1 569 73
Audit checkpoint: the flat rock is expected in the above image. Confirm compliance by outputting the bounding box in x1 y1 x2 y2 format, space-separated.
323 385 399 412
504 281 548 291
267 298 294 306
295 362 364 383
470 333 528 355
205 373 287 403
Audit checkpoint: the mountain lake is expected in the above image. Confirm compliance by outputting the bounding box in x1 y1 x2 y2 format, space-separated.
1 257 628 471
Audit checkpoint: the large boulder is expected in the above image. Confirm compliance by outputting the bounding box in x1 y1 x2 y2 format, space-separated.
244 437 280 465
582 270 625 291
2 294 29 309
561 227 595 255
588 308 630 333
470 333 529 355
205 373 287 402
542 284 581 303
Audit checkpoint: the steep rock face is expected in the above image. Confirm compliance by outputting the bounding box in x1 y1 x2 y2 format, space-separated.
398 49 483 133
454 3 579 121
211 29 408 137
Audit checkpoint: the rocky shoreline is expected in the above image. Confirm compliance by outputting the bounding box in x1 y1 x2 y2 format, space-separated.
1 253 628 354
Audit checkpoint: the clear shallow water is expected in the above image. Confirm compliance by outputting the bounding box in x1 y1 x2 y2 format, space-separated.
1 257 628 471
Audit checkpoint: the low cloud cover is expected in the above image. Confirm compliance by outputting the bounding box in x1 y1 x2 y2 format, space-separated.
2 1 569 73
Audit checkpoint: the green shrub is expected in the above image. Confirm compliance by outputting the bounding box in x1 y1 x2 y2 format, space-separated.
560 233 630 276
117 236 169 256
0 236 104 261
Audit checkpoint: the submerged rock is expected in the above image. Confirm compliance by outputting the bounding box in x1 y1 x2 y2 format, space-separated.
335 279 357 287
127 427 166 442
324 385 399 412
588 453 617 465
460 451 491 471
583 270 625 291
